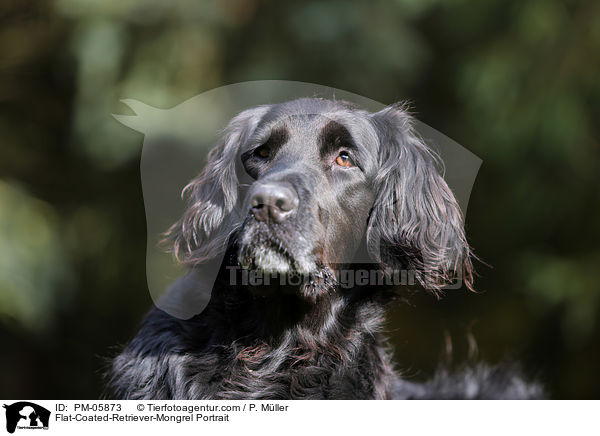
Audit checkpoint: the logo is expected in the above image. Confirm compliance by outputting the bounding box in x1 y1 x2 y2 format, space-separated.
3 402 50 434
113 80 482 320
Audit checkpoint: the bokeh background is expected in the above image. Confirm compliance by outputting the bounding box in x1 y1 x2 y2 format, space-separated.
1 0 599 399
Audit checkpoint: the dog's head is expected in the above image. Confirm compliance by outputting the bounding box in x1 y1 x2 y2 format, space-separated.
166 98 473 300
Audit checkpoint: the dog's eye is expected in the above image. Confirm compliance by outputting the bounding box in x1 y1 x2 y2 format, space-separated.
335 151 355 168
254 145 270 159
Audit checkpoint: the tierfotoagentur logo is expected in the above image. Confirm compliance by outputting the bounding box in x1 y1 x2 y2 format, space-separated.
113 80 481 319
3 402 50 434
226 265 457 289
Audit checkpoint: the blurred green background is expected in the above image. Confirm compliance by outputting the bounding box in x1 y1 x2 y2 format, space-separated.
1 0 599 399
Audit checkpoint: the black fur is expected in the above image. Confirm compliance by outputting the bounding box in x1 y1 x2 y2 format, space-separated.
107 98 541 399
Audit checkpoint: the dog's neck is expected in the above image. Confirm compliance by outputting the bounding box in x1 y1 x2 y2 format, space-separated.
202 268 395 399
211 255 384 341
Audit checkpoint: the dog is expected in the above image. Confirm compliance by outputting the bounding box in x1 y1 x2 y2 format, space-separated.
107 98 542 399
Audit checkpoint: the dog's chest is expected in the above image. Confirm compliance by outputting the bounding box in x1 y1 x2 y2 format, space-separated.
186 341 379 400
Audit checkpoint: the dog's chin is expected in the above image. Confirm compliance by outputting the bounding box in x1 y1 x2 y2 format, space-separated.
240 246 293 274
238 220 315 273
238 242 317 277
237 244 335 302
236 220 338 301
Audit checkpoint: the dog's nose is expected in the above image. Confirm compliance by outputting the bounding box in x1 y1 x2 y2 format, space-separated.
250 183 298 223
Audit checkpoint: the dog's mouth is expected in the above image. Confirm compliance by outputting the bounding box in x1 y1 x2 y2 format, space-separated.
238 220 312 274
239 234 295 273
236 219 337 300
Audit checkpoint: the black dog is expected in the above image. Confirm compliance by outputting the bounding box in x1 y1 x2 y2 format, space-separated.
108 98 541 399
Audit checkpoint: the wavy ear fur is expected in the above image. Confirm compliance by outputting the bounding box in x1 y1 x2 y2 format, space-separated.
367 103 474 292
165 106 268 264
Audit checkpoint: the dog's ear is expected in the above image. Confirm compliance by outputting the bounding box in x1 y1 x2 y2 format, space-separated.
367 103 474 292
165 106 268 265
